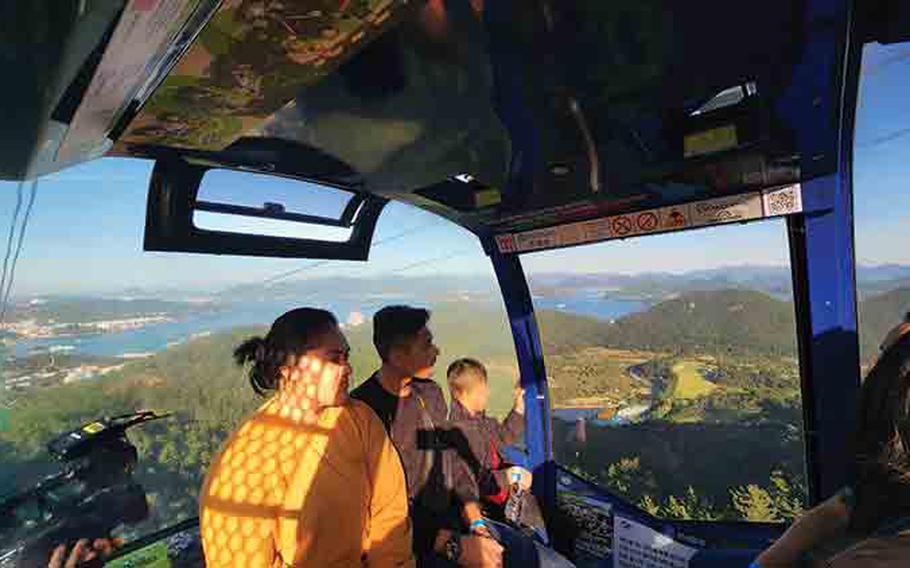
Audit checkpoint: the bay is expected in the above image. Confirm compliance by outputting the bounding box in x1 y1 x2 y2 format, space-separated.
12 293 649 359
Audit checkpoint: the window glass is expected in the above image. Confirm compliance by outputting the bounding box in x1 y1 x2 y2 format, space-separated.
193 169 357 240
0 158 517 549
853 41 910 373
524 220 807 522
197 169 355 219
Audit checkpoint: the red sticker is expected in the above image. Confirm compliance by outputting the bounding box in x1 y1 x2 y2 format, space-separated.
496 234 516 253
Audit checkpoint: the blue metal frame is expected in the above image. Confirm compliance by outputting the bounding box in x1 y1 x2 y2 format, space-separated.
480 0 864 561
785 0 863 503
487 245 556 511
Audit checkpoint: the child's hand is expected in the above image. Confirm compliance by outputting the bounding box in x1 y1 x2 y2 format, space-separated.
513 383 525 415
507 466 533 491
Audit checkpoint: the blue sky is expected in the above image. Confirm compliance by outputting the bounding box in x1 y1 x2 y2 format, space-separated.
0 42 907 296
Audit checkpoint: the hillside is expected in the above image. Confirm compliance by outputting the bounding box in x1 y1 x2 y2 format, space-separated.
857 287 910 362
0 300 526 534
4 286 909 532
6 297 217 324
598 290 798 357
535 310 613 354
531 264 910 301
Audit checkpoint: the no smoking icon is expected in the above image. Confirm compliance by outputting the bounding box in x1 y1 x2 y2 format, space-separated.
636 211 659 231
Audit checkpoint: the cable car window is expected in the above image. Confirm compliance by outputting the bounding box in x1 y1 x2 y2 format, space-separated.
192 169 356 240
0 158 517 551
853 41 910 374
196 169 356 220
524 220 807 522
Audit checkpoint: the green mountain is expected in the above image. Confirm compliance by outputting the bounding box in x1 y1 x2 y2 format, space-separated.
857 287 910 362
4 287 910 532
601 289 798 357
535 310 613 355
535 290 802 362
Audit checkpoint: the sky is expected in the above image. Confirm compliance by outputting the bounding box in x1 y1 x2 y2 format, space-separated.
0 42 908 297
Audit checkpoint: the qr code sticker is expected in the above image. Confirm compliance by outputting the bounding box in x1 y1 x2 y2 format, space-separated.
763 185 802 216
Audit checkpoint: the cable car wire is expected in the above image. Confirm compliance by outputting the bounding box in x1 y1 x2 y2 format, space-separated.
0 180 38 323
219 219 447 295
0 182 24 314
856 127 910 150
267 247 480 305
385 248 477 274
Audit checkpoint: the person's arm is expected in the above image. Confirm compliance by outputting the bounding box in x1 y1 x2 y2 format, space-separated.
432 529 504 567
495 386 525 446
462 501 495 538
361 408 415 567
753 491 852 568
449 424 492 534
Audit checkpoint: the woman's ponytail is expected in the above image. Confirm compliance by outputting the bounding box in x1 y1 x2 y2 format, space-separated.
234 336 274 395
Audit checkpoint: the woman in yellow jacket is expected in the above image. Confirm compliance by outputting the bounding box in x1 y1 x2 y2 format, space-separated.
199 308 413 567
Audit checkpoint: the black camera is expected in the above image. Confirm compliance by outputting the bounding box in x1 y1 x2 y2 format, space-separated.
0 411 168 567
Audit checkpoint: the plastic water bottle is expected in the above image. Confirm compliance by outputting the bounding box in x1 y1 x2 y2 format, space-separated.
504 470 524 524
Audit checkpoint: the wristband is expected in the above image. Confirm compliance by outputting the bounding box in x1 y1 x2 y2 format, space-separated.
748 562 762 568
470 519 488 532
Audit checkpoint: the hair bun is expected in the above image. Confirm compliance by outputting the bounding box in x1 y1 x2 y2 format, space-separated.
233 335 267 367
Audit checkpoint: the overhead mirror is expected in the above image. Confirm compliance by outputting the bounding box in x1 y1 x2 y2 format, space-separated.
144 158 385 259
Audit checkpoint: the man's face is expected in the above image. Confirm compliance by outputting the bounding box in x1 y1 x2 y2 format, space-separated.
392 326 439 378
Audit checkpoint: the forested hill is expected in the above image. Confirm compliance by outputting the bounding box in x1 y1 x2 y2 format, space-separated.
538 287 910 362
537 290 799 357
858 287 910 361
602 290 798 356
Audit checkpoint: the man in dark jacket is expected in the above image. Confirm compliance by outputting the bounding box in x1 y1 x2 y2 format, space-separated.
351 305 503 567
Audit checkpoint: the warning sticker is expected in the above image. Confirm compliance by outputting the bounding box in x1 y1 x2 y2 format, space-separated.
683 124 738 158
762 184 803 216
689 193 763 227
611 215 635 237
515 227 560 252
635 210 660 232
556 223 586 248
475 188 502 209
613 516 697 568
581 218 613 242
495 185 803 255
659 206 690 230
495 234 516 254
82 422 106 435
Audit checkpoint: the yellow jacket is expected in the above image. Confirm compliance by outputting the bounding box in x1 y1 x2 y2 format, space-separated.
200 398 414 567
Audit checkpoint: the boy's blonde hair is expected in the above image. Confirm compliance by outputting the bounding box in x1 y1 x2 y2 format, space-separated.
447 358 487 397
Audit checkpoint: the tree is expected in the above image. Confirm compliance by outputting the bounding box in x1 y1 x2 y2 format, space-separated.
638 494 661 516
662 487 718 521
767 470 805 522
605 456 658 502
731 484 776 521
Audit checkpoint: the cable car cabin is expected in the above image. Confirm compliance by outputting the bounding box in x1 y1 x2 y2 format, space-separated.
1 0 909 566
